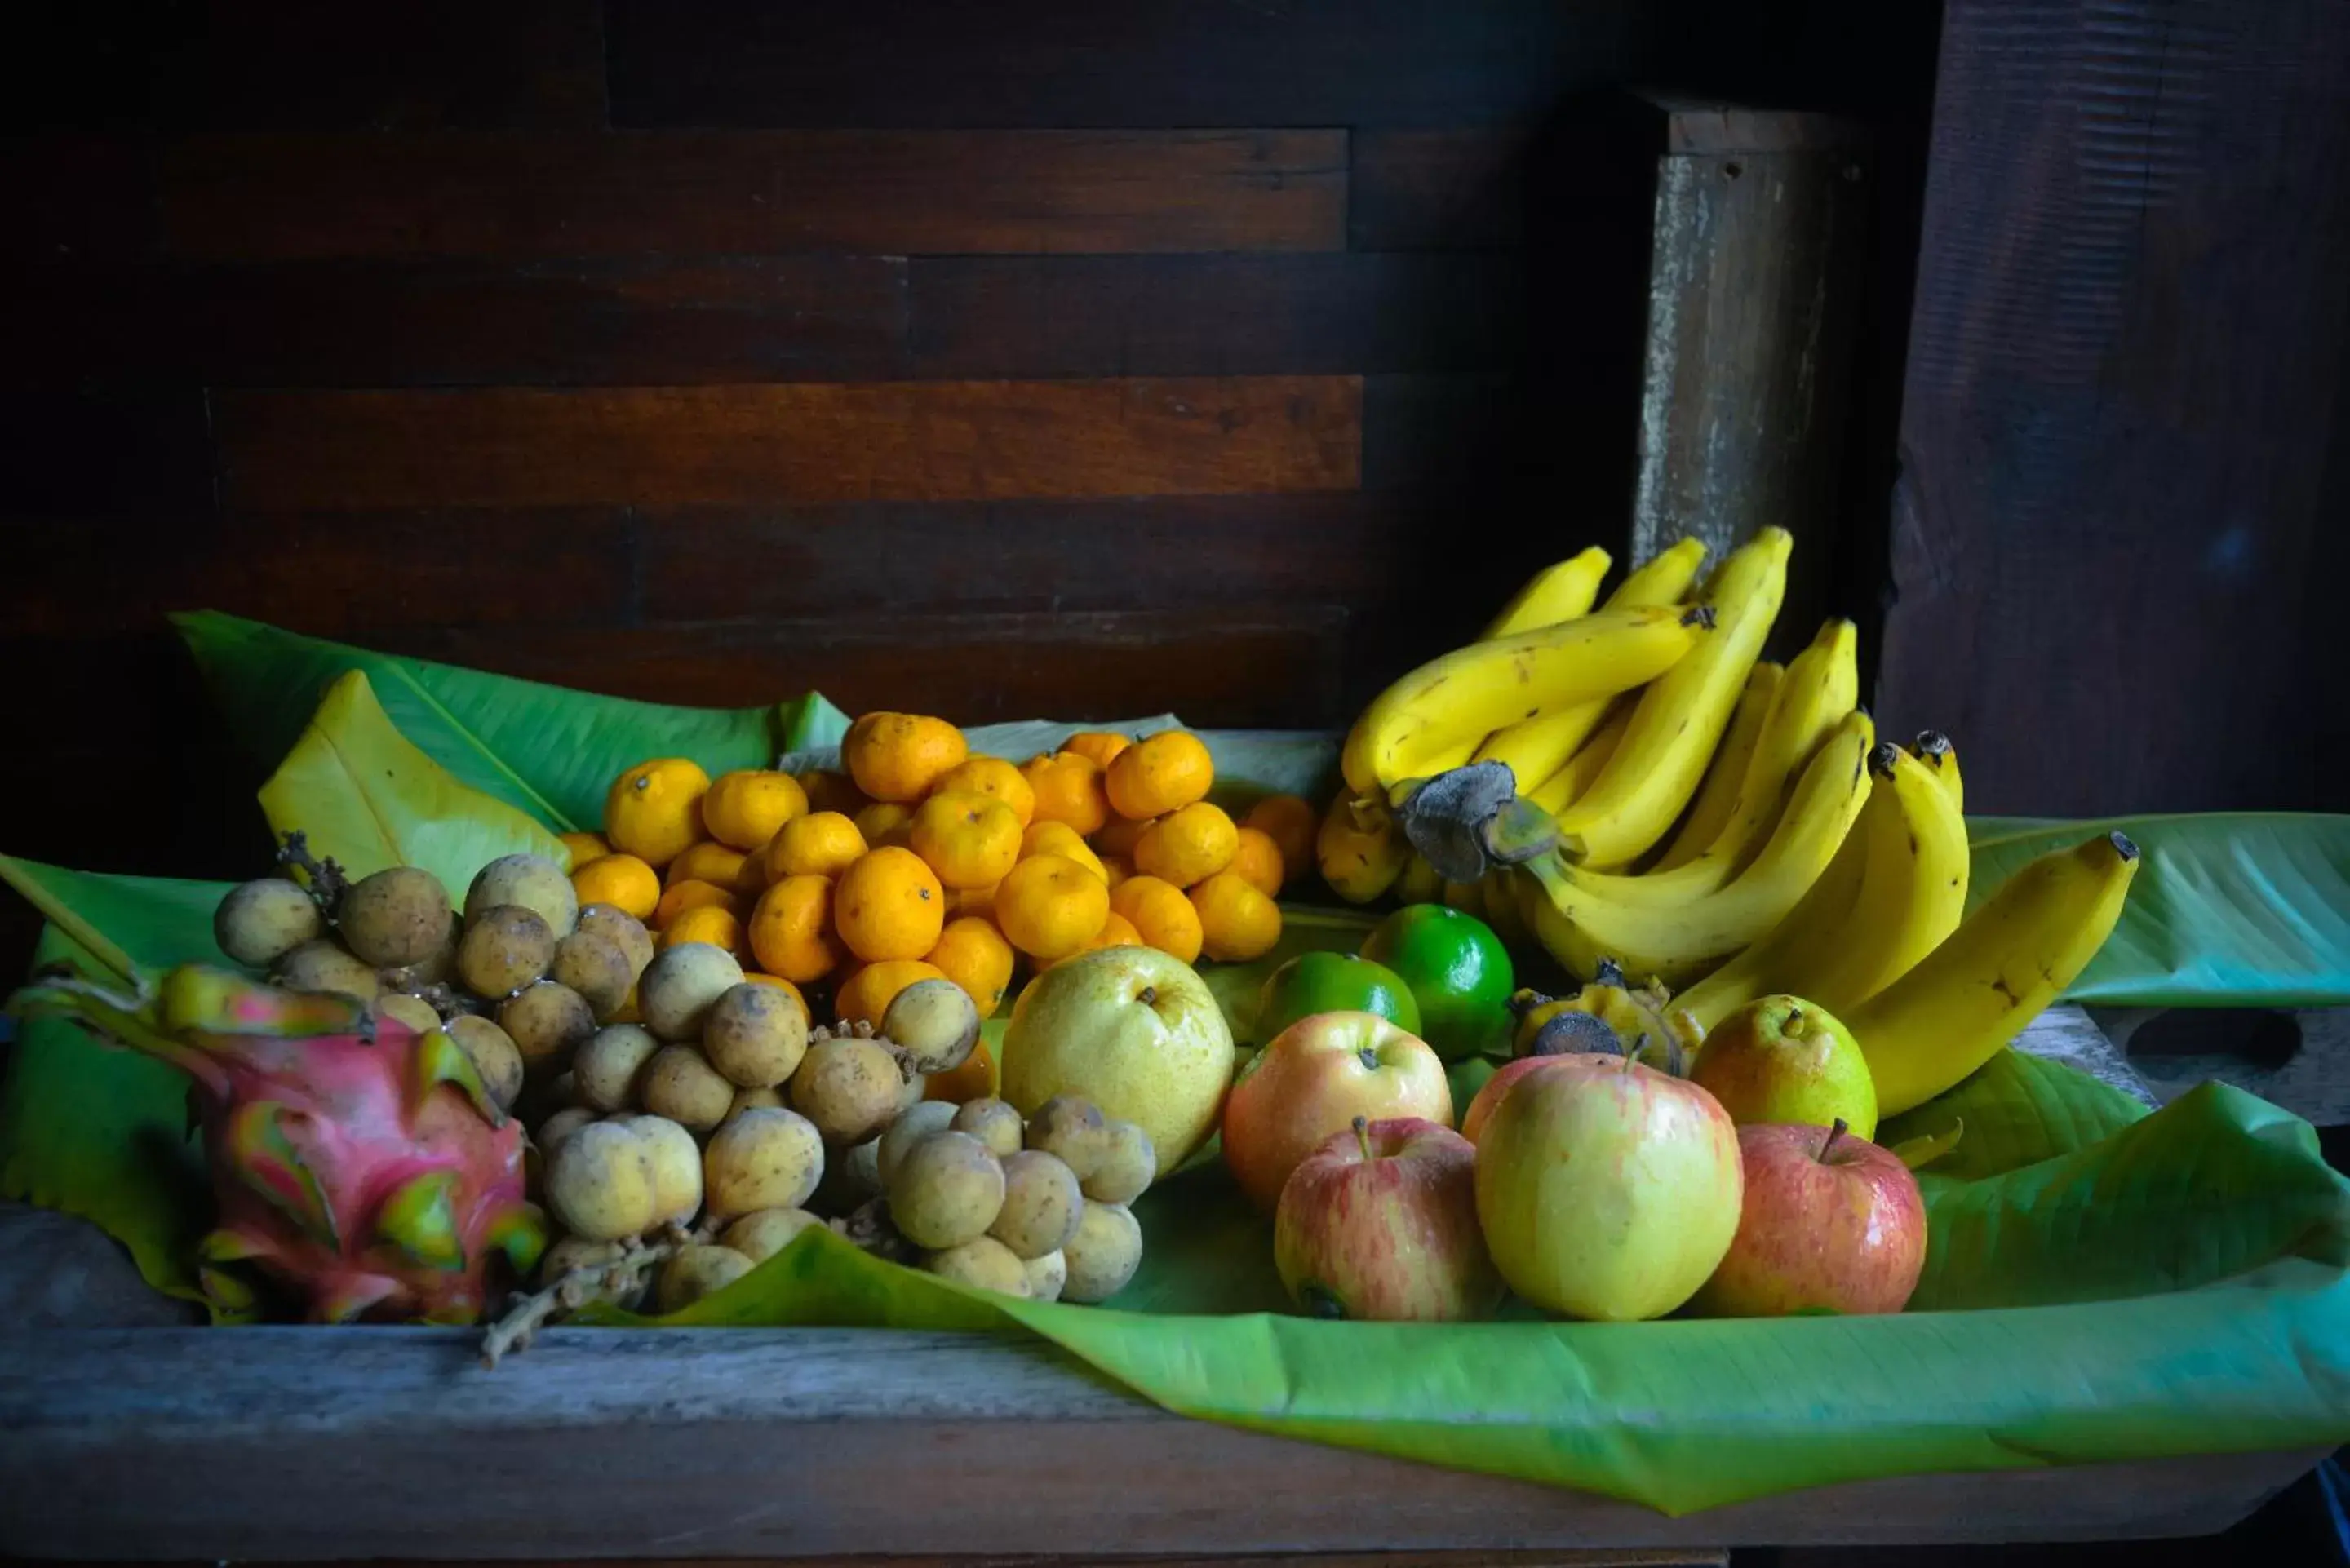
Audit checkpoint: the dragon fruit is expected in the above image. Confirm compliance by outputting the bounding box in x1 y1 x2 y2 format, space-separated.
10 964 543 1323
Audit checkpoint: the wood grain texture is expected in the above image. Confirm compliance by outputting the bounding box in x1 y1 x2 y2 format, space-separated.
11 258 911 385
159 131 1350 260
605 0 1636 129
1878 0 2350 813
382 609 1355 728
0 1317 2319 1557
213 380 1363 509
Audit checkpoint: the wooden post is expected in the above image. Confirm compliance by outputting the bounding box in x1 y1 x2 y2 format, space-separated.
1628 104 1869 650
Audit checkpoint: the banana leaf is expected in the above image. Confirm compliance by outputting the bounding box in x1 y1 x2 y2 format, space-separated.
259 670 572 897
1878 1046 2150 1182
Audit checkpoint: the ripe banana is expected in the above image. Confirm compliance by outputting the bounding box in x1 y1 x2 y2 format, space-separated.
1625 660 1785 889
1523 708 1873 987
1482 547 1612 639
1850 831 2140 1114
1394 852 1446 906
1317 791 1408 903
1510 972 1703 1060
1657 618 1859 877
1339 603 1709 798
1675 737 1970 1030
1526 697 1634 814
1549 528 1791 866
1473 537 1711 789
1909 729 1963 812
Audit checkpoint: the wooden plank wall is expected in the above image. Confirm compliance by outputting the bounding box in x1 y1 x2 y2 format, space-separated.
2 0 1688 897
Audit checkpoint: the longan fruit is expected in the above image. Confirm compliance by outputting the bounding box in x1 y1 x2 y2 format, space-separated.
615 1113 703 1225
990 1149 1084 1260
576 903 655 978
545 1120 658 1242
373 992 441 1036
215 877 323 968
1062 1201 1143 1304
721 1207 823 1264
637 943 744 1042
379 926 458 993
445 1014 525 1111
338 866 454 968
951 1098 1024 1161
271 938 380 1003
574 1023 660 1113
1024 1095 1110 1182
729 1084 784 1118
656 1244 754 1313
922 1235 1030 1296
534 1105 597 1156
703 982 809 1088
703 1107 825 1220
640 1044 734 1133
886 1130 1005 1251
1022 1248 1068 1304
466 853 579 937
880 978 980 1074
498 980 596 1070
539 1234 626 1284
459 906 555 998
789 1037 906 1145
876 1101 956 1188
552 931 634 1019
1084 1120 1156 1205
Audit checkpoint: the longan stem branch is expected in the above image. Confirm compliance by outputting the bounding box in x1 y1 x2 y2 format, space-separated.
275 831 350 919
479 1218 711 1369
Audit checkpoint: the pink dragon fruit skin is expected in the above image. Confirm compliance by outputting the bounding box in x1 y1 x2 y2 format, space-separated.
11 964 543 1323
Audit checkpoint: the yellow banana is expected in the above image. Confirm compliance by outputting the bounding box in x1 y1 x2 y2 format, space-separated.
1526 697 1635 813
1394 853 1446 905
1317 791 1408 903
1482 547 1612 639
1472 537 1709 790
1909 729 1963 813
1510 973 1703 1059
1658 618 1859 876
1479 866 1529 946
1441 878 1487 919
1524 708 1873 987
1633 660 1785 884
1851 831 2140 1114
1549 528 1791 866
1339 604 1709 797
1675 737 1969 1030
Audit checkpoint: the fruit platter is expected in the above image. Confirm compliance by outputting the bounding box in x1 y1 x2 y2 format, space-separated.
6 530 2350 1557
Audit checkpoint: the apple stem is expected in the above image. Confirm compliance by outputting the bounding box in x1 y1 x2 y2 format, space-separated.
1785 1005 1807 1039
1353 1115 1374 1162
1818 1118 1849 1163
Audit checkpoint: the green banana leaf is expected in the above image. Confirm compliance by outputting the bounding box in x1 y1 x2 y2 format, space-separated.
259 670 573 899
1878 1046 2150 1182
7 855 2350 1512
175 610 849 833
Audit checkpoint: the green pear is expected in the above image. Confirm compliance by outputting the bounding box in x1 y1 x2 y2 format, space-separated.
1689 995 1877 1140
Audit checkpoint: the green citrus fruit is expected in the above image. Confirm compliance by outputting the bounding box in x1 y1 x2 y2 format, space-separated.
1253 951 1422 1045
1359 904 1514 1061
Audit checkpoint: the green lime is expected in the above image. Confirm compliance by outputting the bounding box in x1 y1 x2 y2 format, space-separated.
1253 951 1422 1045
1359 904 1514 1061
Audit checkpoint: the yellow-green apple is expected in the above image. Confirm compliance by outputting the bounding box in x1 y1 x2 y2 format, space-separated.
1460 1055 1573 1145
1687 1119 1927 1317
1274 1116 1502 1322
1222 1012 1451 1211
1690 994 1878 1140
1474 1054 1740 1319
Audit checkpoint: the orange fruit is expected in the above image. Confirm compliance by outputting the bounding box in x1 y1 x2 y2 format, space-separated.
669 840 752 894
742 972 808 1013
702 770 809 851
1229 826 1285 899
995 854 1111 961
572 853 659 922
663 902 745 955
1097 853 1134 890
1190 872 1282 962
836 959 947 1030
1133 801 1239 888
653 879 740 930
766 810 867 881
835 847 946 963
925 1033 999 1103
931 756 1035 826
798 769 869 817
1020 752 1110 836
1062 731 1132 769
949 880 1000 919
843 712 969 804
1049 910 1143 968
1020 820 1106 882
1244 794 1319 882
558 831 610 868
908 791 1023 890
747 875 845 984
854 800 914 849
605 758 712 869
1105 731 1213 820
1109 875 1204 964
1092 813 1154 856
924 916 1016 1019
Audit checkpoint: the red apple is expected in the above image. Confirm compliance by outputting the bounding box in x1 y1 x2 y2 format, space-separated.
1274 1116 1503 1322
1688 1119 1927 1317
1474 1053 1741 1320
1223 1011 1452 1211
